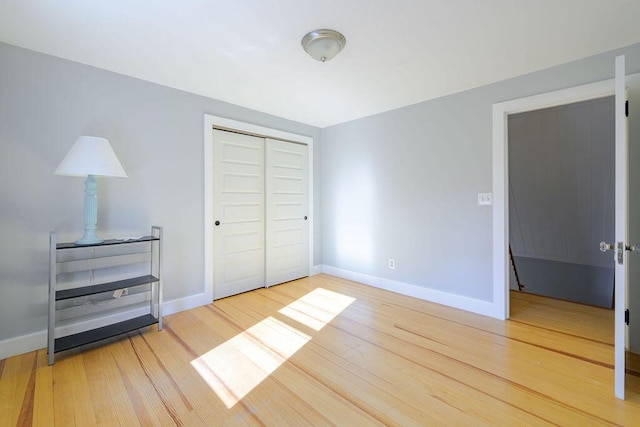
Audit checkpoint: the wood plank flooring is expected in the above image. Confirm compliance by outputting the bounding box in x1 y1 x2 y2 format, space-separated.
2 274 640 426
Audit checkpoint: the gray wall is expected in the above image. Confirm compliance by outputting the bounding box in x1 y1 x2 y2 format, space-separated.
0 42 321 344
512 257 613 307
321 43 640 306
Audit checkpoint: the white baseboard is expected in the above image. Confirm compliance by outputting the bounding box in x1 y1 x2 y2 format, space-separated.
309 265 323 276
321 265 500 319
1 269 500 361
0 330 47 361
0 292 210 361
162 292 211 315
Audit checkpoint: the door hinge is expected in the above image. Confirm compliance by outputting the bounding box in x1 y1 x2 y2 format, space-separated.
626 100 629 117
625 309 630 325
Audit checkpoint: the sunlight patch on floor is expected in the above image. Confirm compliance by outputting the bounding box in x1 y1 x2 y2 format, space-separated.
278 287 356 331
191 287 355 408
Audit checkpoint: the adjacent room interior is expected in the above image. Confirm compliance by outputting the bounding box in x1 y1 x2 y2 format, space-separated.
509 96 615 308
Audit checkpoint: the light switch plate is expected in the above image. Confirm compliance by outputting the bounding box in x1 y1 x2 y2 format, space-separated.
478 192 493 206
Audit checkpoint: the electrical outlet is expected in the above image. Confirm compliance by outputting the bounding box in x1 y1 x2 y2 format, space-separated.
388 259 395 270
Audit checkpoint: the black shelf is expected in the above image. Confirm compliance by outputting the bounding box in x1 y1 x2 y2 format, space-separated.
57 236 159 250
48 226 163 365
54 314 158 353
55 275 159 301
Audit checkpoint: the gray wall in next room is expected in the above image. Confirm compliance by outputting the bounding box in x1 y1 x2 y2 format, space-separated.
509 97 615 268
513 257 613 307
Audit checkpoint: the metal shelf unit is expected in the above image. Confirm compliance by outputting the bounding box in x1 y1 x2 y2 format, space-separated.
47 226 163 365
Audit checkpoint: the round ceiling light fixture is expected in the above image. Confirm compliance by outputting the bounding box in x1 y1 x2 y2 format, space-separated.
301 29 346 62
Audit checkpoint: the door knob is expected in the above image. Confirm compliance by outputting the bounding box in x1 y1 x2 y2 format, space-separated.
600 241 615 252
215 220 220 226
627 244 640 254
304 216 308 220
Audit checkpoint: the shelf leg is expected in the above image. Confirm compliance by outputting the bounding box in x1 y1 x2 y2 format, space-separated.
48 232 56 365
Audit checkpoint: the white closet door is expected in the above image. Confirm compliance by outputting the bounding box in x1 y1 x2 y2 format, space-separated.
265 138 309 286
213 130 265 299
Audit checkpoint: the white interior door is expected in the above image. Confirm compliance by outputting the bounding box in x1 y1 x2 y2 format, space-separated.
265 138 309 286
213 130 265 299
614 54 629 399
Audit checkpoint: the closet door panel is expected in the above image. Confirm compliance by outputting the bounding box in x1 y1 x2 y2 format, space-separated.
266 139 309 286
213 130 265 299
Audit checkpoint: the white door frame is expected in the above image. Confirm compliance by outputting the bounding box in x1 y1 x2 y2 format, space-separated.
492 79 615 319
204 114 314 302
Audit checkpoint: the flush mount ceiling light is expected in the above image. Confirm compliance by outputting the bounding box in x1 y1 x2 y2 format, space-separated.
301 29 346 62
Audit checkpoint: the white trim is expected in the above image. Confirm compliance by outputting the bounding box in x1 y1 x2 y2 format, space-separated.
310 265 323 276
203 114 315 303
0 293 208 360
162 292 211 314
0 330 47 361
322 265 497 318
492 78 617 320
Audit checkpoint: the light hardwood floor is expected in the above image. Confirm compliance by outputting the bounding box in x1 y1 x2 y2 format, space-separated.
2 274 640 426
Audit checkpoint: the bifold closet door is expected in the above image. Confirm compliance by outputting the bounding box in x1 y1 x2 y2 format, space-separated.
213 130 265 299
265 138 309 286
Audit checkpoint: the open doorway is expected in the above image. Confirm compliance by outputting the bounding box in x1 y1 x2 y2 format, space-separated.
508 96 615 308
493 72 640 400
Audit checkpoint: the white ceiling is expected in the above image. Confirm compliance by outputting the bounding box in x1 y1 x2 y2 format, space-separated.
1 1 640 128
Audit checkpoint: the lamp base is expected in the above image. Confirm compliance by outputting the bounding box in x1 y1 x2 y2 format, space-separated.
76 174 104 245
75 235 105 245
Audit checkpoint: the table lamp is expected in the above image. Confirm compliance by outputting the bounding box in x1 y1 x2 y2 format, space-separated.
55 136 127 245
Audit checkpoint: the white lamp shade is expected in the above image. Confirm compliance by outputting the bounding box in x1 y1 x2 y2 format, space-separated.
55 136 127 177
